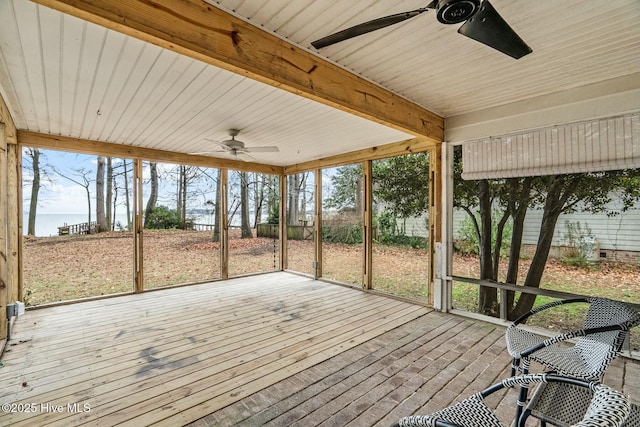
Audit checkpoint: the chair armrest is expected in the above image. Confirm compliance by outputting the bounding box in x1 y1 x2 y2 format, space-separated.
511 298 590 326
518 323 629 358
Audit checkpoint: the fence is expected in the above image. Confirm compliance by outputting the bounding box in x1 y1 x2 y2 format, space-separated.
57 221 98 236
256 223 313 240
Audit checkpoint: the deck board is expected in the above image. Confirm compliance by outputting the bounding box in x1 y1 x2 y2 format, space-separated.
0 273 426 426
0 272 637 426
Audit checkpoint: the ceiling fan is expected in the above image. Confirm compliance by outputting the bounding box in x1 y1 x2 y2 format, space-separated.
195 129 279 161
311 0 532 59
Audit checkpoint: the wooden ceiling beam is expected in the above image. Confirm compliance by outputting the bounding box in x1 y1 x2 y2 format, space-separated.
283 137 436 174
18 131 284 175
32 0 443 142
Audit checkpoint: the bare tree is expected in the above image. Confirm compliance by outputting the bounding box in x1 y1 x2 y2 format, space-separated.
96 156 107 232
144 162 158 225
26 148 41 236
212 169 222 242
287 174 300 225
253 173 263 227
55 167 94 232
240 171 252 238
106 157 113 230
122 159 131 229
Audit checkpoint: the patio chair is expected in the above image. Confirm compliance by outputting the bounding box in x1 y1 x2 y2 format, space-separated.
390 373 630 427
504 297 640 423
624 403 640 427
522 380 640 427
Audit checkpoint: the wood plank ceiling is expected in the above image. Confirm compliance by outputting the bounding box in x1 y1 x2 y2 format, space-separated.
0 0 639 166
210 0 640 116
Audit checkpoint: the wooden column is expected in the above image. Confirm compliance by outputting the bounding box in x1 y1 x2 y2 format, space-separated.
133 159 144 293
279 174 287 271
363 161 373 290
220 169 229 279
0 124 7 340
428 144 443 306
7 143 21 302
314 169 322 280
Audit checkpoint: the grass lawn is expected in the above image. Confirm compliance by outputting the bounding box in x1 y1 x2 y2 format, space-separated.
23 230 639 349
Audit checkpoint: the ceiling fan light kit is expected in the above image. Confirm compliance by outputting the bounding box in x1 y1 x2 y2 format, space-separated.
311 0 532 59
194 129 279 161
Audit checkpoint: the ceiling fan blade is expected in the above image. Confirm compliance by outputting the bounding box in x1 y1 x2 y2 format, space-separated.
245 146 279 153
204 138 230 149
457 0 532 59
189 149 226 155
237 152 256 162
311 7 430 49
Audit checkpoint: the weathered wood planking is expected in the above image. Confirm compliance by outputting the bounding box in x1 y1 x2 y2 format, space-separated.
0 272 428 426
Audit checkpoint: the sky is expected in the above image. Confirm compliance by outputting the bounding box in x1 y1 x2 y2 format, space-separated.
22 148 296 217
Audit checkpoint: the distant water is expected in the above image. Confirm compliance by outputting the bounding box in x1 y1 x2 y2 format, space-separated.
23 213 219 237
23 213 131 237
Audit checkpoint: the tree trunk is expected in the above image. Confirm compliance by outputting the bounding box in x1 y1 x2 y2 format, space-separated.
253 173 265 227
176 166 184 225
96 156 107 232
240 171 252 238
86 184 92 234
180 166 187 229
300 173 307 223
106 157 113 230
287 174 299 225
477 179 497 315
212 169 221 242
144 162 158 225
492 209 510 279
505 177 533 317
27 149 41 236
511 176 573 318
123 159 131 230
356 174 363 214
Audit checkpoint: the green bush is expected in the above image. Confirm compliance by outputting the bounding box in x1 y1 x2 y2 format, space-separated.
378 234 428 249
376 211 398 236
145 206 194 230
322 224 362 244
455 210 512 257
373 211 428 249
561 220 596 267
267 201 279 225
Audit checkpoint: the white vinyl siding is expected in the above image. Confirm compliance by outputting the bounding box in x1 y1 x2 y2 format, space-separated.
453 198 640 253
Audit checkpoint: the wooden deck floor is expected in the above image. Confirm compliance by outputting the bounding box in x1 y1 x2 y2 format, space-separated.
1 272 637 426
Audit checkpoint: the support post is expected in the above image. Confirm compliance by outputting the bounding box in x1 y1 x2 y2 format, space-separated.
7 143 21 303
363 161 373 289
0 124 7 340
279 174 287 271
220 169 229 279
428 144 442 306
133 159 144 293
314 169 322 280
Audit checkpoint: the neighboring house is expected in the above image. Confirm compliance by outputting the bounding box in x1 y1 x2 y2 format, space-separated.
452 196 640 263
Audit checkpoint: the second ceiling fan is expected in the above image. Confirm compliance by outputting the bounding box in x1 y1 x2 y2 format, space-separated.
197 129 279 161
311 0 532 59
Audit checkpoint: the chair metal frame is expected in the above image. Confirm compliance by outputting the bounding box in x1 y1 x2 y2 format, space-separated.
390 373 630 427
504 297 640 425
523 382 640 427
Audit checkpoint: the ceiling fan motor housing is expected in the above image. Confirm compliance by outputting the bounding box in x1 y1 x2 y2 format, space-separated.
224 129 245 150
436 0 480 24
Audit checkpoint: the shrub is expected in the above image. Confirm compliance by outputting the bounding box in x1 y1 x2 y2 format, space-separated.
145 206 194 230
379 234 428 249
322 224 362 244
455 210 512 257
266 201 279 225
561 220 596 267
